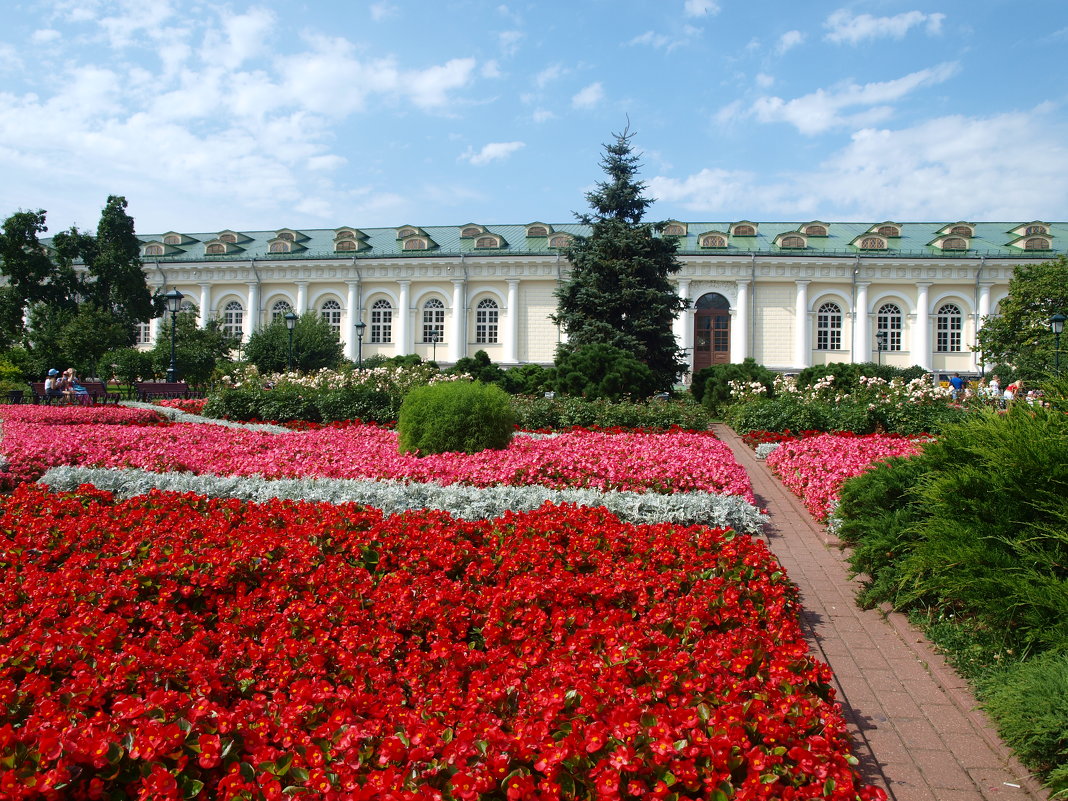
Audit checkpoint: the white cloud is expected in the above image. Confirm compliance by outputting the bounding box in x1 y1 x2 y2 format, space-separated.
498 30 523 57
97 0 179 48
755 73 774 88
825 9 947 45
481 59 502 79
370 2 398 21
201 7 276 71
650 109 1068 220
683 0 719 18
777 30 804 54
405 57 477 109
32 29 62 44
747 62 959 135
535 63 567 88
0 44 22 71
532 108 555 123
628 25 700 51
461 141 525 166
629 31 671 49
571 81 604 109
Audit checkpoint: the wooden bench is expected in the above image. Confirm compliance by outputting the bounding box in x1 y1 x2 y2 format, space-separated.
134 381 191 401
81 381 122 405
28 380 122 405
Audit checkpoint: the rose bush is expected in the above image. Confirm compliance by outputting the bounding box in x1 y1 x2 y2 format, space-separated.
0 484 885 801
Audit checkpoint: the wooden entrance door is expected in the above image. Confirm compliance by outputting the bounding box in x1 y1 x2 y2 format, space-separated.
693 293 731 370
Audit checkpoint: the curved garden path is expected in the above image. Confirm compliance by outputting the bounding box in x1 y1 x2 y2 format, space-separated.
711 424 1043 801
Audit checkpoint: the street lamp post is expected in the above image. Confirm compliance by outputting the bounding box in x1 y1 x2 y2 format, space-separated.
1052 312 1066 372
355 320 367 369
164 288 184 382
875 331 887 366
431 328 439 362
284 312 298 372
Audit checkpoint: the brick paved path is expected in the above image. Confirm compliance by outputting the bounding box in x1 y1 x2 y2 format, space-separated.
711 425 1044 801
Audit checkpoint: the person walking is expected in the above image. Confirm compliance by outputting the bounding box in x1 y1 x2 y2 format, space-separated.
948 372 965 401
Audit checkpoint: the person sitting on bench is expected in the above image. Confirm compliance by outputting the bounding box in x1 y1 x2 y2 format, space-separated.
44 368 65 400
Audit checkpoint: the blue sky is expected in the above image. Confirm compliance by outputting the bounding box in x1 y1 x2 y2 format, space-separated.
2 0 1067 235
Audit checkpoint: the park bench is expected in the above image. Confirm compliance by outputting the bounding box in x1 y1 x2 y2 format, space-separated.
133 381 191 401
28 380 122 405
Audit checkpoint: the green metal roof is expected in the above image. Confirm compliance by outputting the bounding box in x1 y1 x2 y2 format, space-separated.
133 222 1066 262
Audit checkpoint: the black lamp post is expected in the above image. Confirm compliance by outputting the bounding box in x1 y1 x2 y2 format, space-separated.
355 320 367 369
284 312 298 372
164 288 184 382
1052 312 1066 372
875 331 887 366
430 328 439 362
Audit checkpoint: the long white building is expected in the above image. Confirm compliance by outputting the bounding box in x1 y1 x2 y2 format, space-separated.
135 219 1066 376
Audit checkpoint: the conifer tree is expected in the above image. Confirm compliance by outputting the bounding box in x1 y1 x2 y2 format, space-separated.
552 126 687 391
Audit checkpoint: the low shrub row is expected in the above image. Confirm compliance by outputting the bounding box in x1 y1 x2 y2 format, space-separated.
511 394 710 431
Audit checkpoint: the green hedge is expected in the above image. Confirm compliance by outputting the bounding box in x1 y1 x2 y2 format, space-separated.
511 395 711 431
397 381 515 455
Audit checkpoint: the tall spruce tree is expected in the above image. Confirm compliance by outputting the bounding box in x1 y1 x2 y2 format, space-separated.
552 126 687 391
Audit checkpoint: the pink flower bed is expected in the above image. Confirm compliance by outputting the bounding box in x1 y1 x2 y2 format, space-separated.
766 433 925 521
0 407 755 501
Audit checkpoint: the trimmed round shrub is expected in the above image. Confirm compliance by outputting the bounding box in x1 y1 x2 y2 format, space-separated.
398 380 515 455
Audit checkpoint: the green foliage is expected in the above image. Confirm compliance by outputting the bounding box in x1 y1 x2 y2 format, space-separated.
57 306 134 377
314 385 396 424
726 395 874 434
551 127 687 391
796 361 926 392
397 381 515 455
500 363 554 395
450 349 506 385
102 348 156 386
983 652 1068 794
691 358 776 415
511 394 710 431
978 255 1068 381
243 313 344 374
554 343 657 401
150 313 235 387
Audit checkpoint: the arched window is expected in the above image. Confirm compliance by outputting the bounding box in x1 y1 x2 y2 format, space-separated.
475 236 498 248
700 235 726 248
461 226 482 238
943 237 967 250
936 303 963 352
144 244 164 256
549 235 571 248
1025 237 1050 250
860 237 885 250
663 224 685 236
320 299 342 338
398 227 417 238
370 299 393 343
805 225 827 236
220 233 237 243
527 226 548 237
950 225 971 236
271 300 292 321
278 232 295 242
206 243 225 255
816 302 842 351
780 235 804 249
222 301 244 340
403 238 428 250
733 225 755 236
180 301 198 315
163 234 181 245
475 298 499 344
134 322 151 346
1025 225 1048 235
336 240 357 251
422 298 445 343
877 225 899 237
876 303 903 351
269 242 289 253
336 230 355 240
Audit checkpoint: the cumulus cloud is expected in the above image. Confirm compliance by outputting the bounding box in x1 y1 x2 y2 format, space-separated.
628 25 701 51
461 141 525 166
825 9 947 45
745 62 959 135
534 63 567 88
31 29 62 44
650 109 1068 220
532 109 555 123
370 2 398 21
683 0 719 17
571 82 604 109
777 30 804 54
498 30 523 57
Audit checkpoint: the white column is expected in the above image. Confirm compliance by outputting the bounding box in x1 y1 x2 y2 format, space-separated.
397 280 411 356
295 281 308 315
731 279 749 363
450 279 465 363
794 280 810 370
674 279 692 369
914 282 931 371
504 279 519 364
976 283 993 371
853 282 869 363
345 280 360 361
246 282 261 336
198 283 211 329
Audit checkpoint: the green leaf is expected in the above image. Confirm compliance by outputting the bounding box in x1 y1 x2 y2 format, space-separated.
290 767 310 783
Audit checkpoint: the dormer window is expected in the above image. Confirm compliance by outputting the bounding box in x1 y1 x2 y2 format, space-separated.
804 224 828 236
1025 237 1051 250
144 244 164 256
1026 225 1048 235
950 225 972 236
206 243 226 255
733 224 756 236
943 237 967 250
277 232 295 242
700 234 726 248
219 233 237 243
475 236 500 248
403 238 428 250
163 235 181 245
526 225 549 237
461 226 483 238
860 237 887 250
780 235 805 249
663 223 686 236
336 230 355 240
549 235 572 248
397 227 419 239
336 240 357 252
876 225 900 237
269 242 290 253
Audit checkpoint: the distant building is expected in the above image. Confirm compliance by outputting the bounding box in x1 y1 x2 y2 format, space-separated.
132 220 1065 376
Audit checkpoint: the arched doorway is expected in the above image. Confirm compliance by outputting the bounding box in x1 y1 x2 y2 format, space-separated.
693 292 731 370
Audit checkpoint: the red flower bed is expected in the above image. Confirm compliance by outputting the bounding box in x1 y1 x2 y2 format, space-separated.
154 398 208 414
0 485 883 800
740 430 823 450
